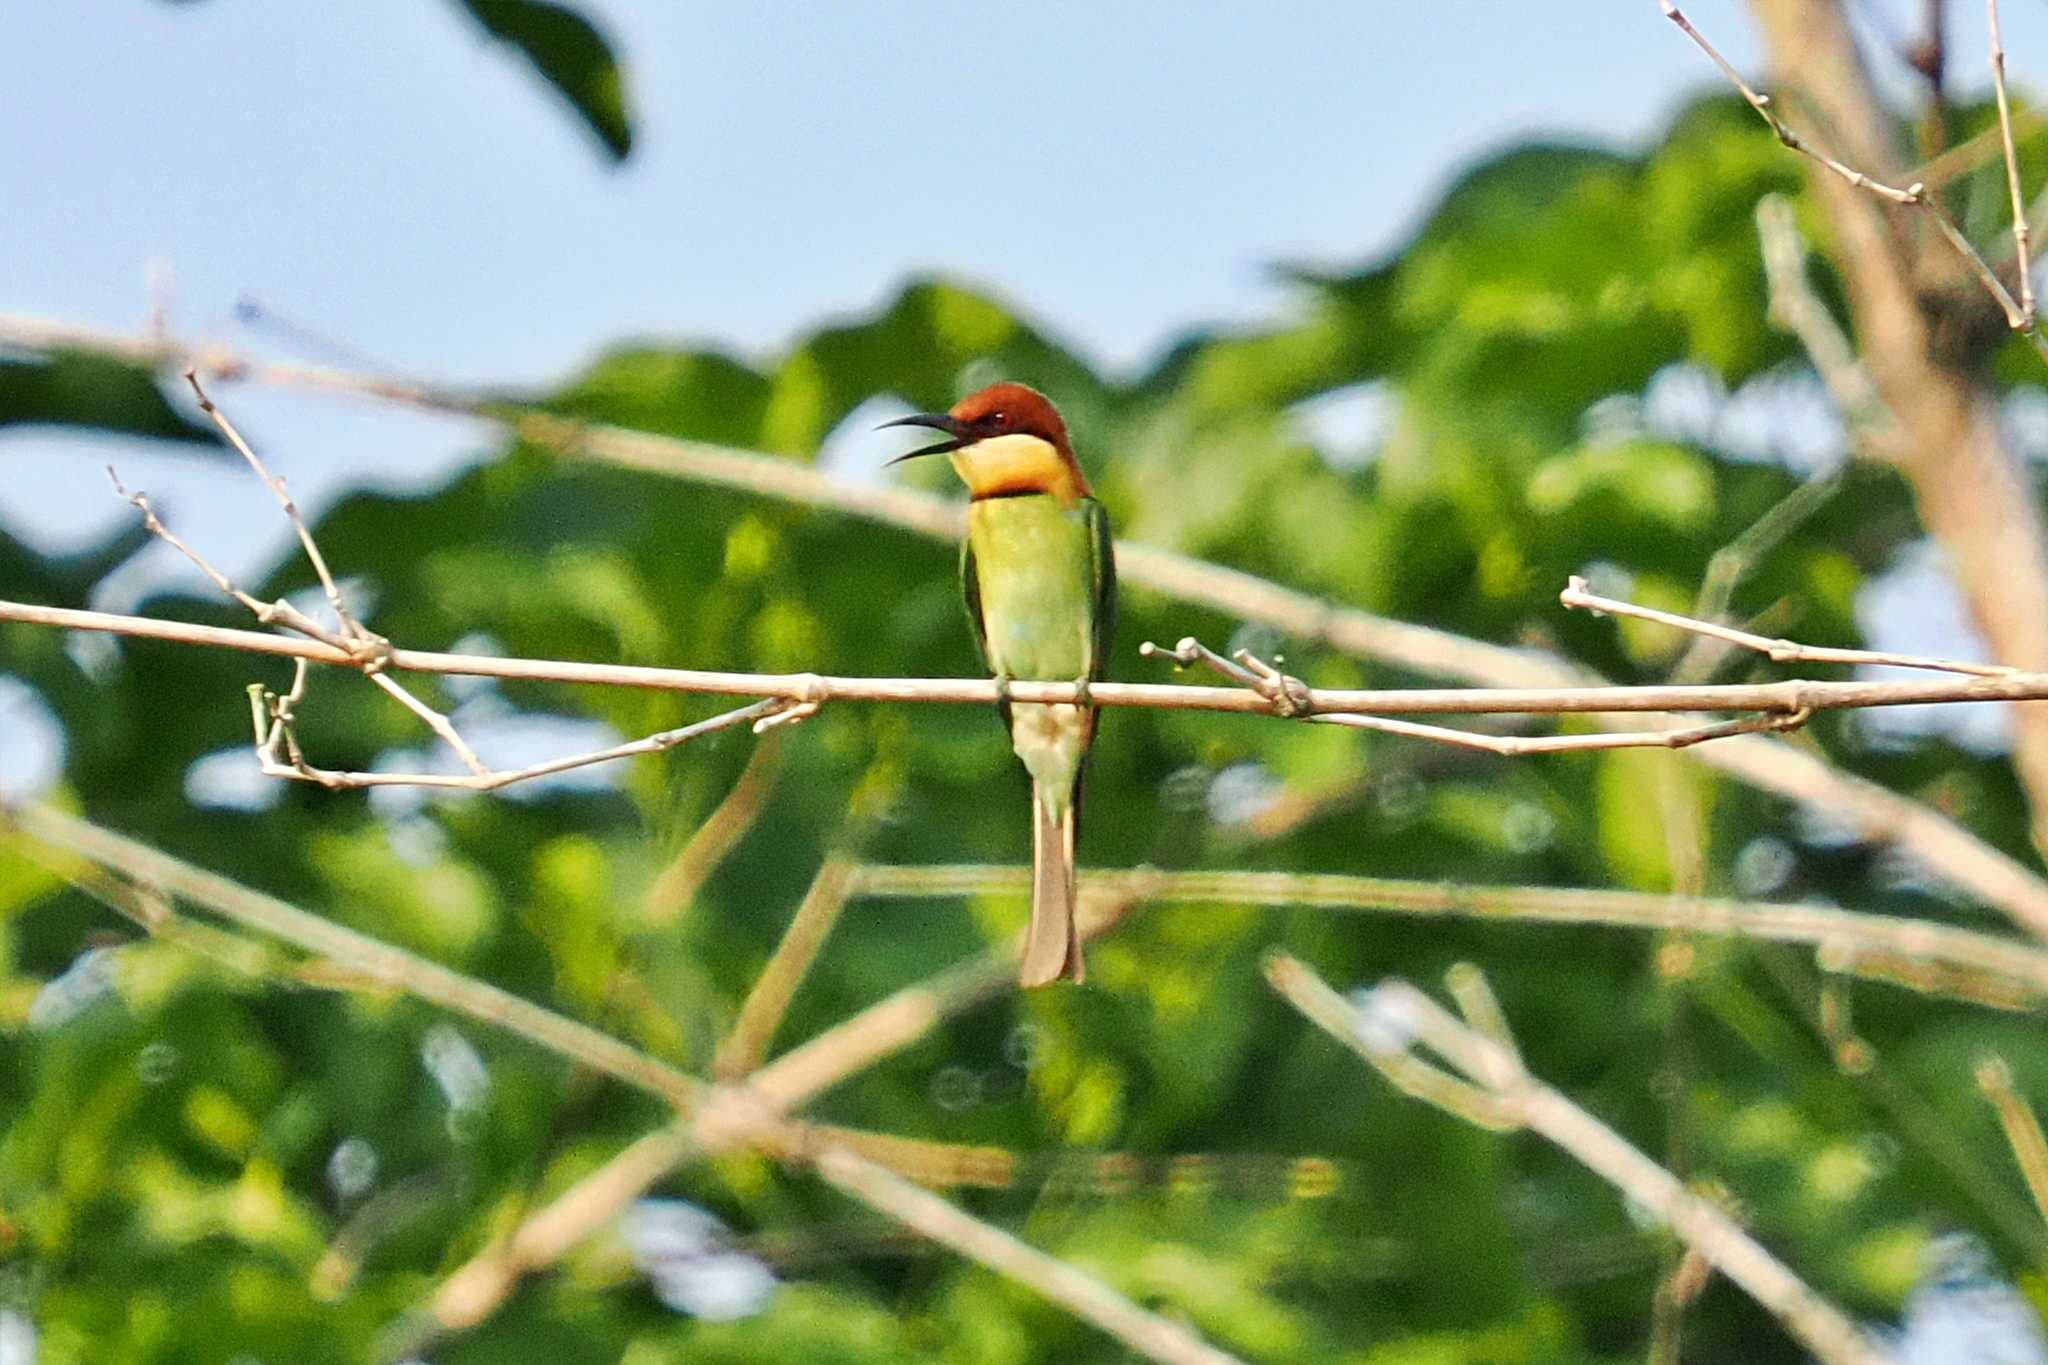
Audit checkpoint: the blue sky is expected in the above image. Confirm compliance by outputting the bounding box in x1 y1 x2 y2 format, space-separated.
0 2 1805 564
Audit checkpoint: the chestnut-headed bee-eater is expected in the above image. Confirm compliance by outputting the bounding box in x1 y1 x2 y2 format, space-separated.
881 384 1116 986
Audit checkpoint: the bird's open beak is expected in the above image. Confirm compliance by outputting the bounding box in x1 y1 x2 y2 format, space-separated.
877 412 973 464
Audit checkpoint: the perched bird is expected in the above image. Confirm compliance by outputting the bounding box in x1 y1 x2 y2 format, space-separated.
881 383 1116 986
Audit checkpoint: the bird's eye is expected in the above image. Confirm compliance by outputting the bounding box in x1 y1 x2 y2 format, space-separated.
986 411 1005 427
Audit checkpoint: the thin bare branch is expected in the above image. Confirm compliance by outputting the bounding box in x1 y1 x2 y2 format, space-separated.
758 1128 1351 1201
853 863 2048 1009
105 467 355 653
311 1170 449 1302
1562 575 2010 676
817 1147 1245 1365
1926 196 2048 354
415 1125 699 1338
122 416 784 791
1990 0 2036 319
15 841 300 984
1658 1 1918 202
250 683 783 793
740 954 1016 1115
1266 955 1888 1365
183 369 372 643
1314 707 1814 754
116 437 493 777
29 593 2048 719
642 735 785 926
363 672 491 777
1145 633 1816 750
1137 635 1798 753
1915 102 2048 194
1445 962 1522 1073
1651 1244 1718 1365
714 854 860 1080
1754 196 1893 440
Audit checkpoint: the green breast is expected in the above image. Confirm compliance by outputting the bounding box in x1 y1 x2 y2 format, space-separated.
966 495 1096 682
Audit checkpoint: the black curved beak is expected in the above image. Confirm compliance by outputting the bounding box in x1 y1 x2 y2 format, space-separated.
877 412 973 465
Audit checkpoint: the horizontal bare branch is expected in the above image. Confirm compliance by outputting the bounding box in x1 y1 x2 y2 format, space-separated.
16 597 2048 721
854 864 2048 1008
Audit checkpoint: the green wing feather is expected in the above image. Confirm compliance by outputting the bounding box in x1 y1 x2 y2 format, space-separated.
960 536 1008 728
960 535 990 667
1084 497 1117 682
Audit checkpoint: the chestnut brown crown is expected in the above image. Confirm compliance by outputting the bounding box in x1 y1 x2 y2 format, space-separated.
949 383 1073 457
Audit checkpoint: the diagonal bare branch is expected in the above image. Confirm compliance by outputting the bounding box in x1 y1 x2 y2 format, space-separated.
641 734 785 926
8 804 700 1109
1561 575 2012 676
714 853 860 1080
1266 954 1888 1365
1975 1053 2048 1228
184 369 376 643
1659 0 1921 203
1755 195 1895 442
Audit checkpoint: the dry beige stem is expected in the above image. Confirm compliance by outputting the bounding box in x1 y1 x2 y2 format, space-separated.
1267 954 1887 1365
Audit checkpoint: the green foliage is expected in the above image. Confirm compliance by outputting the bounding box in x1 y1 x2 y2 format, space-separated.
0 356 217 445
6 92 2047 1362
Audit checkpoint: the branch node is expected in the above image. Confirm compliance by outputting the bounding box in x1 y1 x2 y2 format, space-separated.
1770 704 1815 734
347 630 395 675
755 676 829 733
1236 649 1313 718
181 366 213 412
1138 637 1204 669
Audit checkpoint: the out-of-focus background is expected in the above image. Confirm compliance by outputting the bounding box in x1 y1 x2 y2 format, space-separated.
10 2 2048 1361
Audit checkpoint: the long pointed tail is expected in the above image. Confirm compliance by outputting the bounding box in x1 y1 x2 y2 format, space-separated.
1022 780 1084 987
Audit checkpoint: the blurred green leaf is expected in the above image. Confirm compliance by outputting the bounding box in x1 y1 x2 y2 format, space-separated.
459 0 635 161
0 354 216 444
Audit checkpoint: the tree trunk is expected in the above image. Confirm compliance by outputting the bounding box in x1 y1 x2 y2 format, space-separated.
1750 0 2048 870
